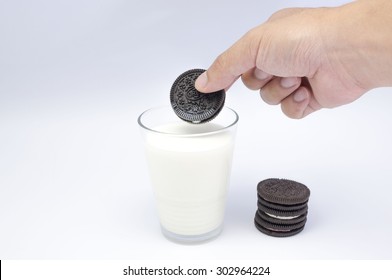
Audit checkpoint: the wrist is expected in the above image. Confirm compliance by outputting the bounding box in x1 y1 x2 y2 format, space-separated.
322 0 392 90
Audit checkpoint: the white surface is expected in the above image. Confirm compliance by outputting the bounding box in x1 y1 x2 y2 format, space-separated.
1 0 392 259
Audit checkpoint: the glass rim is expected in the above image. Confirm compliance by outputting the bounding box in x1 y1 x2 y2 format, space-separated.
137 106 239 137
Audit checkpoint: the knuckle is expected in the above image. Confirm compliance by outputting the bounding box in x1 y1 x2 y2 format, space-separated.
241 73 259 90
281 102 305 119
259 89 280 105
268 8 302 21
213 53 229 72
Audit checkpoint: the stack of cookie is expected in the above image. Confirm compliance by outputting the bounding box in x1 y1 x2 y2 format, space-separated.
255 178 310 237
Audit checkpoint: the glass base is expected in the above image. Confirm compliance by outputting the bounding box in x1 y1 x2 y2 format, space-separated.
161 225 223 244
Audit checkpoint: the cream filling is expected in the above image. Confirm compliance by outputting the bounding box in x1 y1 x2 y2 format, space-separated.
266 213 300 220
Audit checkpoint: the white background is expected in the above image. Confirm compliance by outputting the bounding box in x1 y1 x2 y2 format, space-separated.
1 0 392 259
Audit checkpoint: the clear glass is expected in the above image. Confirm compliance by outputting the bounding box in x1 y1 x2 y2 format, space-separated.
138 106 239 243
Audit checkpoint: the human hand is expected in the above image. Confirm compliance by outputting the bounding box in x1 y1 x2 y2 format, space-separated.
195 0 392 118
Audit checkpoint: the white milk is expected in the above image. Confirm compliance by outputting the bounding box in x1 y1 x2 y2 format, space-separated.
144 122 235 236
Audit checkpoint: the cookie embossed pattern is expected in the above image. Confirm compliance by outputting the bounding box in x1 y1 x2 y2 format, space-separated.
170 69 226 124
259 179 310 205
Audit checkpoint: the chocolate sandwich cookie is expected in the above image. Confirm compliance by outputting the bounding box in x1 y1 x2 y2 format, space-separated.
256 209 307 225
170 69 225 124
258 196 308 212
254 218 305 238
255 178 311 237
255 212 307 232
257 178 310 205
257 202 308 219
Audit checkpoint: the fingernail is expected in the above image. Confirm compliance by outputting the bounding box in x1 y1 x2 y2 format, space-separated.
254 69 270 80
195 72 208 91
280 77 299 88
293 88 308 103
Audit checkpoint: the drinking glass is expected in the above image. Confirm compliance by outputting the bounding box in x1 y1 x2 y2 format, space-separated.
138 106 238 243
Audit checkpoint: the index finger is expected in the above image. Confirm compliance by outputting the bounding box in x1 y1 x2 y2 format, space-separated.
195 29 260 93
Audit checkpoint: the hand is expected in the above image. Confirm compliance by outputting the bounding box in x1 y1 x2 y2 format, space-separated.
195 0 392 119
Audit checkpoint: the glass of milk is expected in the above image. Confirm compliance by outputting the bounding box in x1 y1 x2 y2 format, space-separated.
138 106 238 243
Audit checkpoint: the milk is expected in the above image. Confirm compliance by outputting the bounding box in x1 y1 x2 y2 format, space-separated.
144 122 236 237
